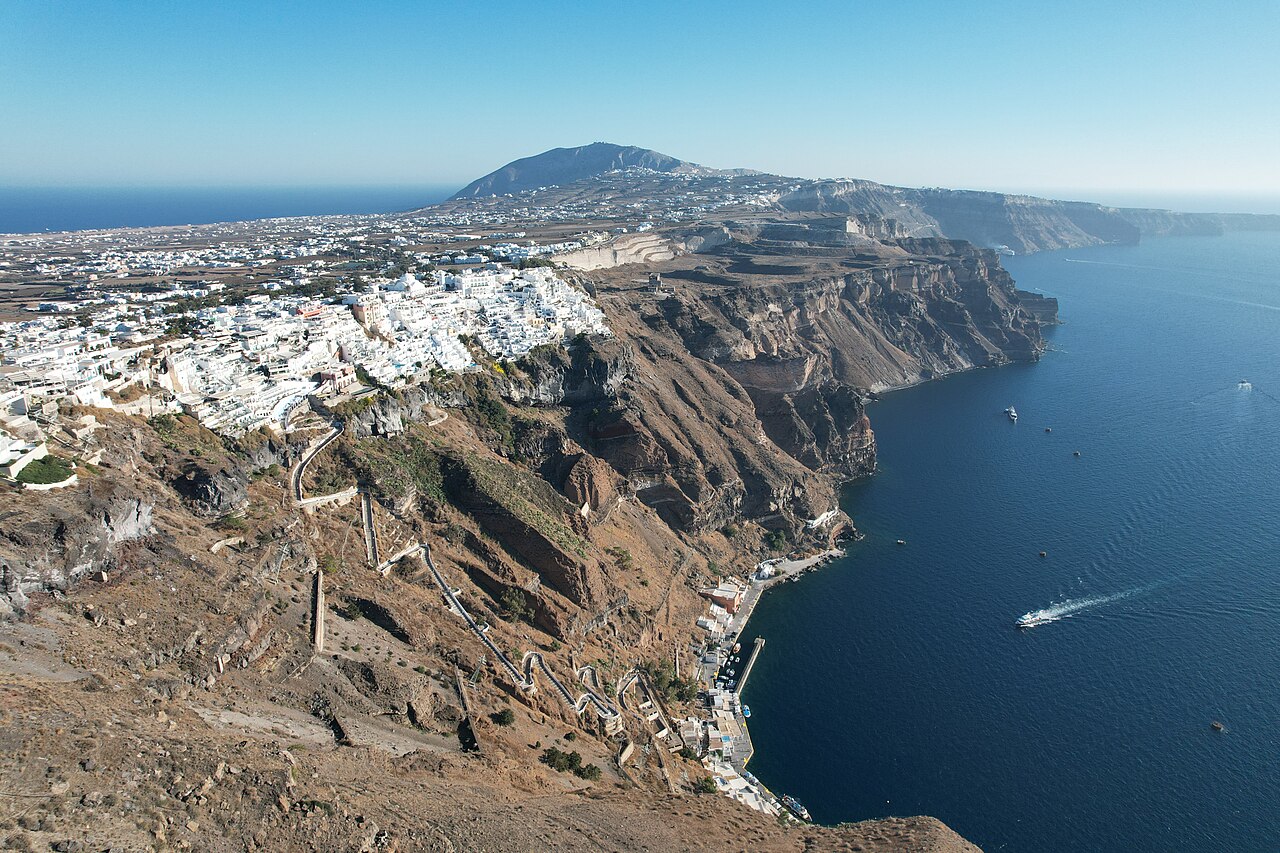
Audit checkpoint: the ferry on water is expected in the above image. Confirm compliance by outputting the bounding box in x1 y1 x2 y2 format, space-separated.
1005 406 1018 422
781 795 812 822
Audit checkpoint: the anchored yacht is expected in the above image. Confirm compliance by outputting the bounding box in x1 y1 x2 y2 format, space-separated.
1006 406 1018 422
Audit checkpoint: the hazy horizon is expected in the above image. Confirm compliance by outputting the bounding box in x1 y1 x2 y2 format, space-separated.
4 180 1279 223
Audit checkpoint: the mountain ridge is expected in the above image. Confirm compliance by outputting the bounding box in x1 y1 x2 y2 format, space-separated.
443 144 1278 253
451 142 744 199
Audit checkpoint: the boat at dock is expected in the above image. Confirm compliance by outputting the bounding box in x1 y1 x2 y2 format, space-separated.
1006 406 1018 422
780 795 812 822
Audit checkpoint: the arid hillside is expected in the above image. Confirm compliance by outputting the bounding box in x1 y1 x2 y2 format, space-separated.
0 164 1065 852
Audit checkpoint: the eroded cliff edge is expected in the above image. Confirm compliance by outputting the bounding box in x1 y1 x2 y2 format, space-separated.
0 205 1057 852
547 224 1051 539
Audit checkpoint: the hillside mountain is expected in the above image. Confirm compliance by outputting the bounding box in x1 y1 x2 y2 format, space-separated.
450 142 718 199
442 144 1276 253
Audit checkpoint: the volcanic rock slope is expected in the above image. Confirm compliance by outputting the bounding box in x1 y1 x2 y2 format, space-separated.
0 405 982 852
0 148 1077 852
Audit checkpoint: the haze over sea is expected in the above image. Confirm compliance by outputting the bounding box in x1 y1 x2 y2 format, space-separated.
740 231 1280 852
2 188 1278 237
0 186 454 234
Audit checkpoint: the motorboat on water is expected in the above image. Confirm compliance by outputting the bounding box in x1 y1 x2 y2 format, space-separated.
1005 406 1018 422
1239 379 1253 391
1016 611 1053 629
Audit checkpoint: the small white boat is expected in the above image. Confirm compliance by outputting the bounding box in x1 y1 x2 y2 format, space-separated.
1005 406 1018 422
1016 611 1053 629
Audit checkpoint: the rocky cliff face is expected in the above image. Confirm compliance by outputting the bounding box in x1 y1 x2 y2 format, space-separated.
172 465 249 517
654 236 1045 391
0 479 155 616
487 228 1047 540
0 145 1096 853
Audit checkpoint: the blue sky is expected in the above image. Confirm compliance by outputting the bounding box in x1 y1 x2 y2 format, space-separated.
2 0 1277 199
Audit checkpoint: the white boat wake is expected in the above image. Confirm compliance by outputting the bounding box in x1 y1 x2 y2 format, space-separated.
1016 590 1134 629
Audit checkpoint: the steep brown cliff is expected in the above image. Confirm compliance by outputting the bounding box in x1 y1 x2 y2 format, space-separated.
514 227 1050 538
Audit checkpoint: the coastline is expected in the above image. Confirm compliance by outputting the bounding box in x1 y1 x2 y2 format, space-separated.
691 545 846 821
734 548 846 635
714 346 1056 823
709 234 1280 851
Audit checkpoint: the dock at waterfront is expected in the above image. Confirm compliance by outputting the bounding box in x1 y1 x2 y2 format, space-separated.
734 637 765 698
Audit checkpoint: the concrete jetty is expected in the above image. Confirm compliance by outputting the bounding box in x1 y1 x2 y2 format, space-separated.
734 637 765 698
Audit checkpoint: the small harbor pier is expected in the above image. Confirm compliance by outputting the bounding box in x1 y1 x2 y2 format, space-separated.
734 637 765 698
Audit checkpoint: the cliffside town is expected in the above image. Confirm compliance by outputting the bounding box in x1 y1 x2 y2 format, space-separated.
14 142 1264 851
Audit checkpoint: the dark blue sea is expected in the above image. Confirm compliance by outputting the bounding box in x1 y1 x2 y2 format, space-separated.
740 232 1280 852
0 185 454 234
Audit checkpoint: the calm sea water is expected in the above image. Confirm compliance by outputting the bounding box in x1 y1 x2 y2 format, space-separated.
740 231 1280 852
0 185 454 234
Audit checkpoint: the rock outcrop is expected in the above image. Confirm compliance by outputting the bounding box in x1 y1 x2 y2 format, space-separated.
173 464 249 517
0 481 155 615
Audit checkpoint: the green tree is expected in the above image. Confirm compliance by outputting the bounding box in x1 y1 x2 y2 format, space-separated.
640 659 699 704
14 456 75 485
499 588 533 623
540 747 584 773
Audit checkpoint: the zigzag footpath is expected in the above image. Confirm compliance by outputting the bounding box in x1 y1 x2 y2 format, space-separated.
410 541 621 726
360 491 380 567
290 421 348 507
